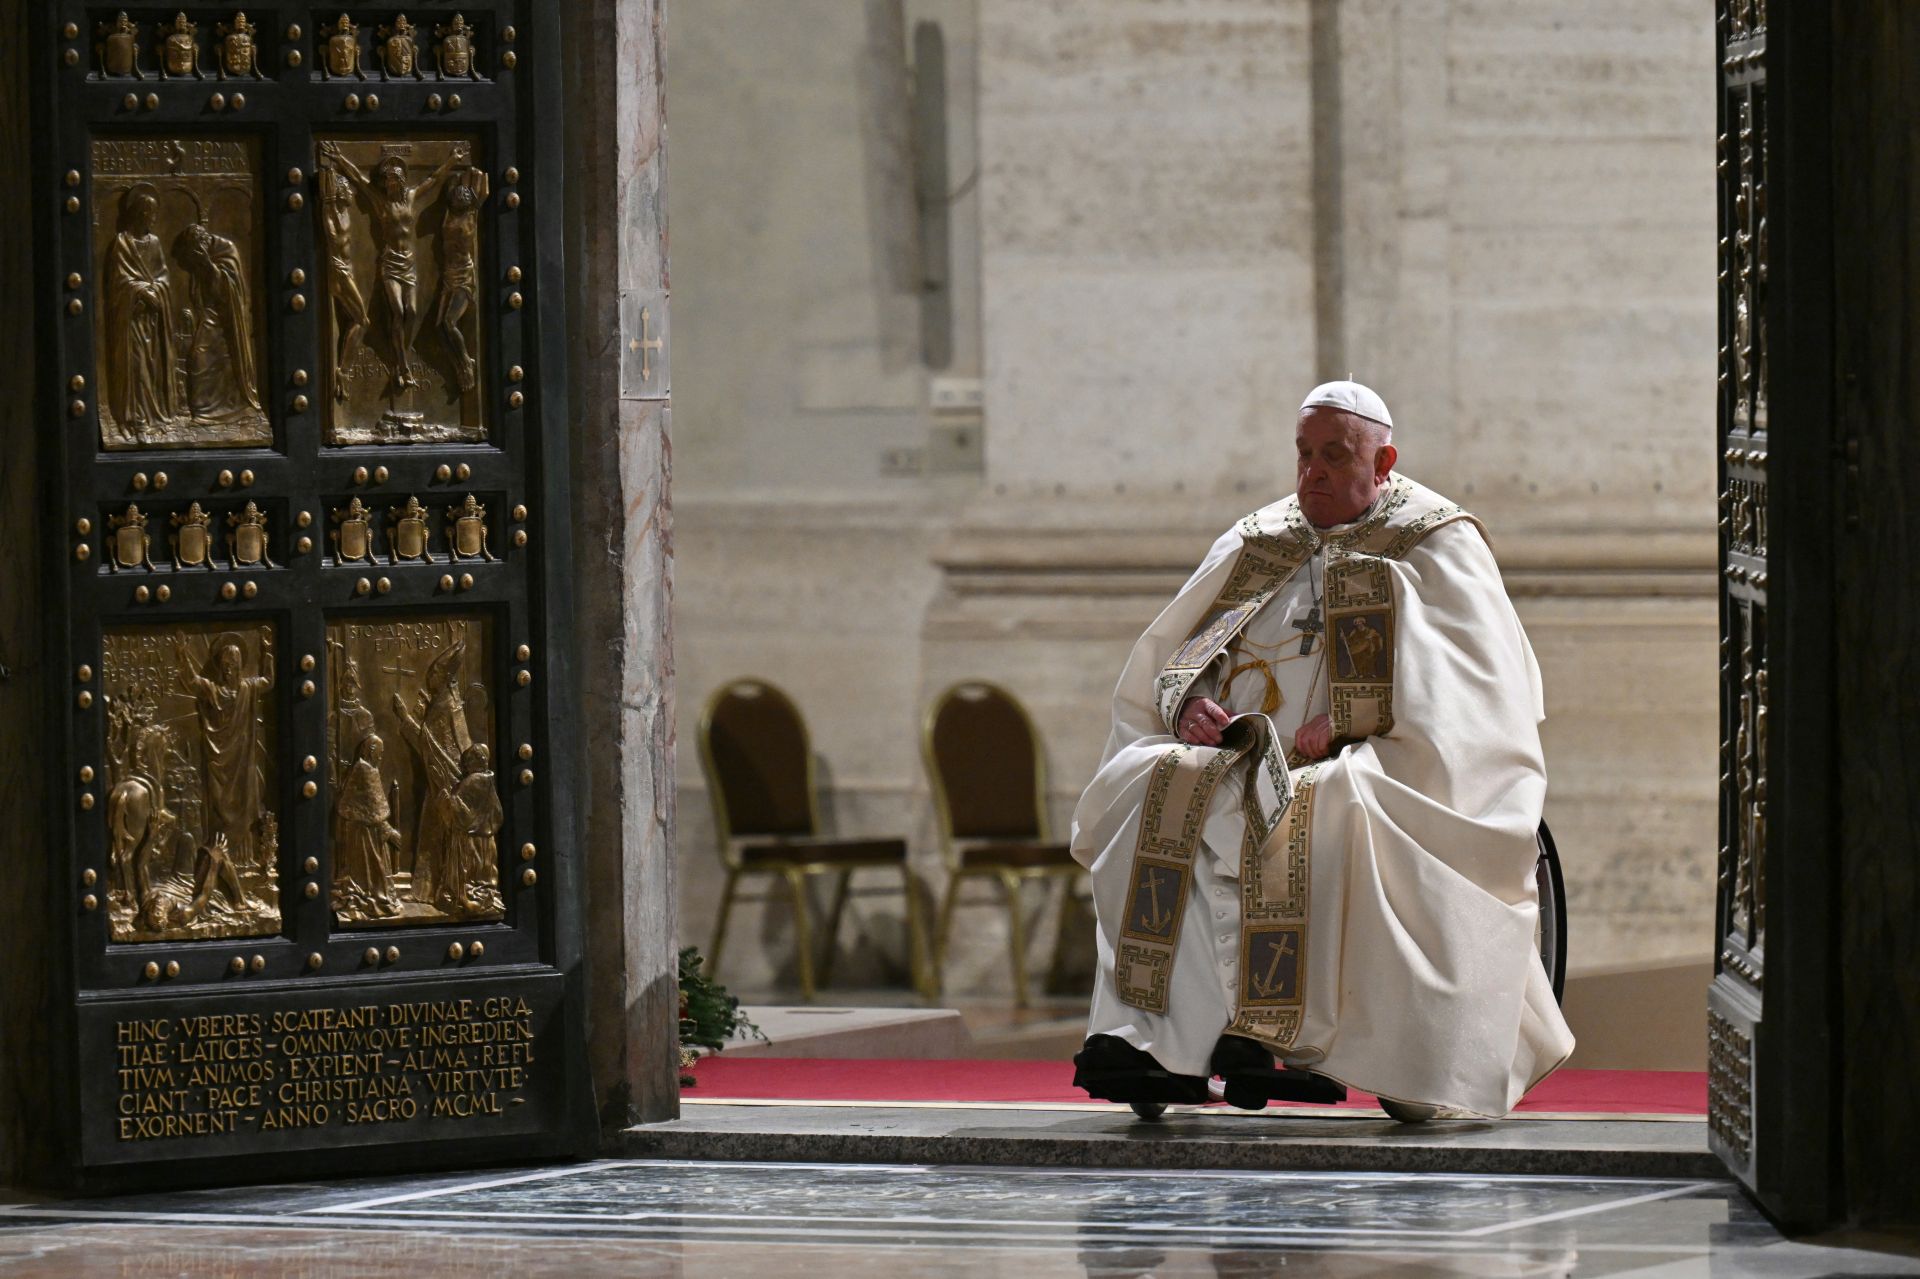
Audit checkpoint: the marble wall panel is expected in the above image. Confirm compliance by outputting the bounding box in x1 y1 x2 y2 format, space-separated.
673 502 951 794
1339 0 1717 534
1521 593 1720 968
671 0 945 501
1446 0 1713 140
982 265 1308 498
976 0 1316 497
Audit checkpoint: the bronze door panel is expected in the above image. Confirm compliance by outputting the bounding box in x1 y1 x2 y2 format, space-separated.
90 135 270 451
326 614 503 928
314 134 490 445
101 622 281 943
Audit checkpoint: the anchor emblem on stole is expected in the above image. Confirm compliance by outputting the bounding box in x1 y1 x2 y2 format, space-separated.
1249 932 1298 1000
1136 867 1177 935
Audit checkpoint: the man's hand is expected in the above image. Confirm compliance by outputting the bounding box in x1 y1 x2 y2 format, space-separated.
1294 714 1334 760
1177 696 1232 746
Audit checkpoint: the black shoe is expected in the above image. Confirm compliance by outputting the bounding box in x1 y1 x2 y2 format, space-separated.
1210 1034 1277 1111
1072 1034 1210 1106
1208 1034 1350 1110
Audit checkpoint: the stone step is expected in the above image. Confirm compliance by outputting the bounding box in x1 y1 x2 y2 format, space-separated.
628 1102 1719 1179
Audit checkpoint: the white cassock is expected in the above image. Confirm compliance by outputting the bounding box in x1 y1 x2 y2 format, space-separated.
1071 473 1574 1117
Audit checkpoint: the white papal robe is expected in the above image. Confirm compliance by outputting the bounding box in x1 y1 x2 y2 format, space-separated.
1072 474 1574 1117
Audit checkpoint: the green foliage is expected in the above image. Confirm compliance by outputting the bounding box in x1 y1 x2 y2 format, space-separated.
678 945 761 1054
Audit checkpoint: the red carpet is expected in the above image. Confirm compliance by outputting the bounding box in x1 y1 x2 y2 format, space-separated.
684 1057 1707 1116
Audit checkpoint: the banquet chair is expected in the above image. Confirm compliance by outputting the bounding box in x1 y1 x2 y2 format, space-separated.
922 680 1087 1007
699 678 934 1002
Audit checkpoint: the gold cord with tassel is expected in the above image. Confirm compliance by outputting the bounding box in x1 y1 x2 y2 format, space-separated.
1223 657 1284 714
1218 621 1325 716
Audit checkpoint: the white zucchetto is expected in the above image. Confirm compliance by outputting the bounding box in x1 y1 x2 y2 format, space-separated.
1299 379 1393 430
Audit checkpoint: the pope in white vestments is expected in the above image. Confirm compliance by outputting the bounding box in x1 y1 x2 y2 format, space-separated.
1070 381 1574 1120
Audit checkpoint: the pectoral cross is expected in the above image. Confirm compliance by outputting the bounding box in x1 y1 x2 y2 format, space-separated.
1292 603 1323 656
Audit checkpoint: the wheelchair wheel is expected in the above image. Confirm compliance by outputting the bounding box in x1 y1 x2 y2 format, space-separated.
1129 1101 1168 1121
1535 821 1568 1005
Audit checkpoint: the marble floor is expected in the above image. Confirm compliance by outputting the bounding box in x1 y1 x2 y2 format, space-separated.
3 1159 1917 1277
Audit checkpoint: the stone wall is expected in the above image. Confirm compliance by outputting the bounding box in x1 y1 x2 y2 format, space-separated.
669 0 1718 1025
563 0 680 1127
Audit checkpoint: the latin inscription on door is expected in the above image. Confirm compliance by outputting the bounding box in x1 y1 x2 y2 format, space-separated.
80 974 568 1163
113 996 532 1140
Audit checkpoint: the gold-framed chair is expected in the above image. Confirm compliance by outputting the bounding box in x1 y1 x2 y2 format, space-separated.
698 677 934 1002
922 680 1087 1007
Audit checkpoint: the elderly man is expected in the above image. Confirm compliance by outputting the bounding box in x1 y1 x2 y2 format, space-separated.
1070 381 1573 1120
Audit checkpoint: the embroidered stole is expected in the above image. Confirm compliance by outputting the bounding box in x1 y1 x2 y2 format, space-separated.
1115 477 1474 1051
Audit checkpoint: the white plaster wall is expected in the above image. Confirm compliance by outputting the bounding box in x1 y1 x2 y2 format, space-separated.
667 0 1720 1010
670 0 936 502
1331 0 1721 973
1337 0 1717 530
977 0 1317 501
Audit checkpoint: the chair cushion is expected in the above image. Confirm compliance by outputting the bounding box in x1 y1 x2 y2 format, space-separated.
739 838 910 867
959 841 1077 870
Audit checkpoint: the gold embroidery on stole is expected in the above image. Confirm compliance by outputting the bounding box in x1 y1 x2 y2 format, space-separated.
1226 762 1321 1048
1114 744 1241 1013
1115 716 1296 1015
1326 549 1396 741
1119 476 1477 1037
1152 507 1318 733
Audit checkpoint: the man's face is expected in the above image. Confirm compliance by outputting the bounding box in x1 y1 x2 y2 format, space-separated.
1295 408 1396 527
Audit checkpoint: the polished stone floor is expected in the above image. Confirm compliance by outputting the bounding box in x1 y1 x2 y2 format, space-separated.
2 1159 1916 1276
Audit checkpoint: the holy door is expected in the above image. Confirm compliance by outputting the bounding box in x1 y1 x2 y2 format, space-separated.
1710 0 1849 1227
30 4 590 1185
1709 0 1773 1202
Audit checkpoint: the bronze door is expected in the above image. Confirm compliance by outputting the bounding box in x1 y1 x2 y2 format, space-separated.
1710 0 1840 1226
1711 0 1769 1188
35 4 589 1183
